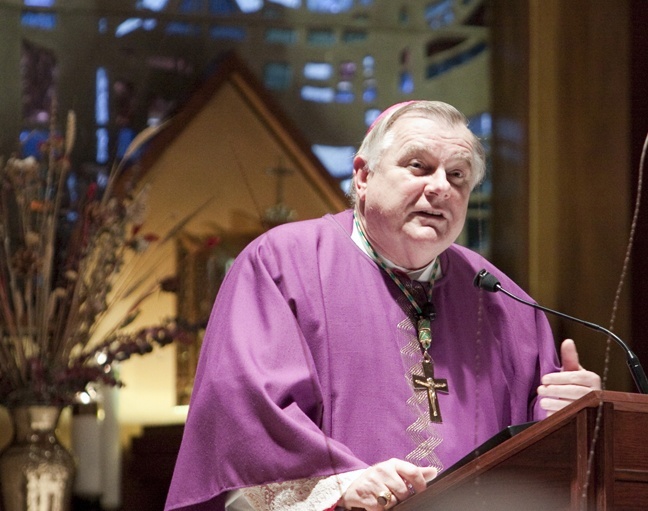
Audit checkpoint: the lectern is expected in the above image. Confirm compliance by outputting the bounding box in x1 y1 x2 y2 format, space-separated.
396 391 648 510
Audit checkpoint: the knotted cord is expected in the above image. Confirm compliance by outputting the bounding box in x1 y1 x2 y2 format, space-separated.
581 131 648 501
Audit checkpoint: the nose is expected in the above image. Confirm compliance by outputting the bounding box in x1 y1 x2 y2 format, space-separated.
423 168 451 198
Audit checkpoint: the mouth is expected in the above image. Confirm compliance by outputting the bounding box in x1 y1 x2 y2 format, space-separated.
414 210 445 220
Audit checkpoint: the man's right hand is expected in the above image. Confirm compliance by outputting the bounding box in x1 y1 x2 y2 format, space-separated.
338 458 437 510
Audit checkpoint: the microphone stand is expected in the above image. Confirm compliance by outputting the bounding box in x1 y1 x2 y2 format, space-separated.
474 269 648 395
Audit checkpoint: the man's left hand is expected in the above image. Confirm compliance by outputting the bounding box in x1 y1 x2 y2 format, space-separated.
537 339 601 416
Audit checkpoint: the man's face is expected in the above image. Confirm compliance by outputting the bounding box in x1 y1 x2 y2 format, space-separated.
354 114 475 270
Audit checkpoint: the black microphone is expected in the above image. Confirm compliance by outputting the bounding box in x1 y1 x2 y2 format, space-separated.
473 269 648 394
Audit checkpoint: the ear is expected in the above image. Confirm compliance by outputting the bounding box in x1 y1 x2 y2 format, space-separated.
353 155 370 200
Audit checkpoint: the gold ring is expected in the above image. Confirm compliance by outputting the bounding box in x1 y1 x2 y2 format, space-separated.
376 490 392 507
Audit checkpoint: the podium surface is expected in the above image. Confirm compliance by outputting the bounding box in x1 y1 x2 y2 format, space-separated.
396 391 648 510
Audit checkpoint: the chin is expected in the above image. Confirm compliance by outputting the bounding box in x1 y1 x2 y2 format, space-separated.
404 235 447 256
405 225 444 243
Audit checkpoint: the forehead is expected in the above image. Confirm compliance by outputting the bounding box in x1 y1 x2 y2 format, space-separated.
386 114 475 155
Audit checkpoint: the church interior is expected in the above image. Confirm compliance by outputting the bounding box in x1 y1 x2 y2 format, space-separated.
0 0 647 509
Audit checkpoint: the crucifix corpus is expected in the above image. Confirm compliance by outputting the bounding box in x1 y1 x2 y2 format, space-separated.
413 355 449 423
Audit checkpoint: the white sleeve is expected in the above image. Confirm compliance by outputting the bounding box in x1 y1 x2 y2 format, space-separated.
225 470 365 511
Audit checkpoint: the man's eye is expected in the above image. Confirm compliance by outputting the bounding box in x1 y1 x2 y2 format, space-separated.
448 169 468 182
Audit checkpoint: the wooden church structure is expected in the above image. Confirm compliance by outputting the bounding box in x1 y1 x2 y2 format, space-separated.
119 51 348 510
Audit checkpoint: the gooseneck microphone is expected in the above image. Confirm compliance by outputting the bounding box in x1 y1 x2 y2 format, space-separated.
473 269 648 395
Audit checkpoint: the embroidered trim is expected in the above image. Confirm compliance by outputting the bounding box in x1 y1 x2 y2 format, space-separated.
241 470 363 511
398 315 444 470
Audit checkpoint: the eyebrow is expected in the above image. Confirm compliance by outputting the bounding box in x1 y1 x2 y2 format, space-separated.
397 143 430 161
399 144 473 168
448 154 473 168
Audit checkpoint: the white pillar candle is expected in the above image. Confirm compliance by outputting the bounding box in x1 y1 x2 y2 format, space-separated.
71 402 103 498
100 385 122 510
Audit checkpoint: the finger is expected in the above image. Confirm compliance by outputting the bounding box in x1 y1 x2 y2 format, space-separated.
538 397 572 415
341 460 411 510
363 485 400 510
370 460 436 506
375 487 399 510
374 461 420 502
341 482 393 511
538 383 596 401
421 466 438 483
541 369 601 388
382 464 437 504
560 339 582 371
395 464 427 493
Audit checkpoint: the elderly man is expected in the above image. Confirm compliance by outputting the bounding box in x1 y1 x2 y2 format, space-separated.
165 101 600 511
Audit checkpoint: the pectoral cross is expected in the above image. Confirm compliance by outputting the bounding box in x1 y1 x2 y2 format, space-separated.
413 356 448 423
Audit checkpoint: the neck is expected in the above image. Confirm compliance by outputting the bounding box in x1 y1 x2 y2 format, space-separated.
351 211 441 282
353 210 438 271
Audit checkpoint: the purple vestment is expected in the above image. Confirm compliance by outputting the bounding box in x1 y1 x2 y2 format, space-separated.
165 210 560 510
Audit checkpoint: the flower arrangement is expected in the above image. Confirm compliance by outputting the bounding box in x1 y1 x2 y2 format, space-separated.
0 109 193 408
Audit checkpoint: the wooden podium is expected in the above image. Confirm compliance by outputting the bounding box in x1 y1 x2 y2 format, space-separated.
396 391 648 510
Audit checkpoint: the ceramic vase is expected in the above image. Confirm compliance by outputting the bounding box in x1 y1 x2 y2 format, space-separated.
0 406 75 511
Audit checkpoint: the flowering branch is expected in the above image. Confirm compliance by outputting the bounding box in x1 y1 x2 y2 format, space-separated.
0 109 197 407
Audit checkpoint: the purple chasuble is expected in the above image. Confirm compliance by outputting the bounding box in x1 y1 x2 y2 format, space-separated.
165 210 560 511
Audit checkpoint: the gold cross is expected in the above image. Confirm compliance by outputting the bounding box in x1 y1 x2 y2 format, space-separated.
413 357 448 423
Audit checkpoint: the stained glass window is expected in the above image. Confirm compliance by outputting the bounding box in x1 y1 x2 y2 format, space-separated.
399 71 414 94
19 128 48 158
265 28 298 44
335 84 354 103
210 25 247 40
301 85 335 103
21 40 57 123
10 0 490 253
115 18 158 37
96 69 109 126
307 29 335 46
235 0 264 12
270 0 301 9
21 11 57 30
209 0 239 14
165 21 201 36
138 0 169 11
179 0 203 12
362 81 377 103
24 0 55 6
304 62 333 81
311 144 354 178
116 128 136 159
425 0 455 29
342 31 366 43
307 0 352 13
265 62 293 90
96 128 109 164
364 108 381 128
